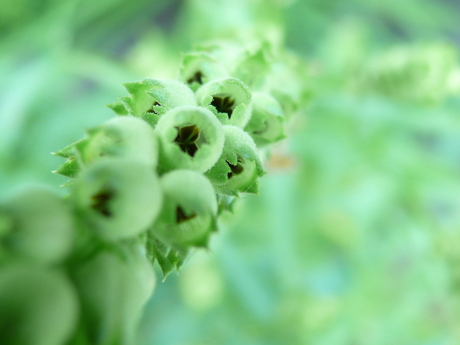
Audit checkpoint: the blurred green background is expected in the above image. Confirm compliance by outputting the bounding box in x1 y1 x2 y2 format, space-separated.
2 0 460 344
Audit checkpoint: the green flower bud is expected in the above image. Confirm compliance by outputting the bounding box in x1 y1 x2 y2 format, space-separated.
0 262 78 345
120 78 197 126
264 51 311 119
151 170 218 249
178 52 229 91
205 125 265 196
232 44 272 89
76 116 159 170
196 78 252 128
73 241 155 345
357 43 459 103
244 92 286 146
0 187 74 263
73 158 162 241
154 106 224 173
194 40 246 73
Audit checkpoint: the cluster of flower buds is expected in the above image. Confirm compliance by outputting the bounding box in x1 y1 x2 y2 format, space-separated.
355 43 460 103
0 40 307 345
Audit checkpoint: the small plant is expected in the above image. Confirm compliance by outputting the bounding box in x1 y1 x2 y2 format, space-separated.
0 40 307 344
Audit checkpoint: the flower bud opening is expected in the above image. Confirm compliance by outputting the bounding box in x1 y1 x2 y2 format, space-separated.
226 158 244 179
174 125 201 157
91 187 115 218
187 71 204 85
211 94 235 119
176 206 197 224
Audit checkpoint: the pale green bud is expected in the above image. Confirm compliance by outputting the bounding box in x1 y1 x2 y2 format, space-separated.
73 158 162 241
196 78 252 128
245 92 286 146
154 106 224 173
0 187 74 263
0 262 78 345
178 52 229 91
151 170 218 249
76 116 159 170
73 241 155 345
120 78 197 126
205 125 265 196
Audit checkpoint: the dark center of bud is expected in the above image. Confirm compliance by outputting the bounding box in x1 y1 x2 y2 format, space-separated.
174 124 200 157
226 158 244 179
211 95 235 119
91 187 115 217
187 71 203 85
176 206 197 224
147 101 161 114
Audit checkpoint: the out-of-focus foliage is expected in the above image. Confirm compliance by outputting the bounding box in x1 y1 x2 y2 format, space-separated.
1 0 460 344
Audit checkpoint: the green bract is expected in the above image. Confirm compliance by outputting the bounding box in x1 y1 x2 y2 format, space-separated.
154 106 224 173
196 78 252 128
117 78 197 126
73 241 155 345
0 187 74 263
0 262 78 345
205 125 265 196
75 116 159 169
52 140 83 186
73 159 162 241
244 92 286 146
178 52 229 91
151 170 218 249
146 236 188 278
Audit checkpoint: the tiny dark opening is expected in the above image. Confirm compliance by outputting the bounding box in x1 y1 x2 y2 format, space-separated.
211 95 235 118
174 124 200 157
226 158 244 179
147 101 161 114
176 206 197 224
91 188 115 217
187 71 203 85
